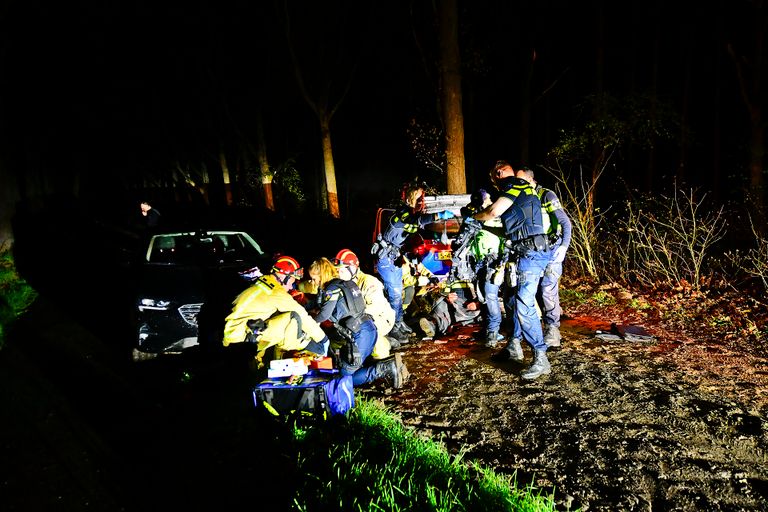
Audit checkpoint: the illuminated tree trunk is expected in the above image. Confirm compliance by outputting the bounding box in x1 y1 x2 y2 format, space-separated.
439 0 466 194
320 117 340 218
255 107 275 211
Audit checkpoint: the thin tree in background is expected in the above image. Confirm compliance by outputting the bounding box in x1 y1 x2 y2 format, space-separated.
255 105 275 211
438 0 466 194
282 1 361 218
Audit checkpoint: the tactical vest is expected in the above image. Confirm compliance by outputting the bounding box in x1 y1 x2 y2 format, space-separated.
499 179 545 241
327 278 369 331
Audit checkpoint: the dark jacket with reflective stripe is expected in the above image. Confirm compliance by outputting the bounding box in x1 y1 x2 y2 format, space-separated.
499 178 545 241
382 204 435 250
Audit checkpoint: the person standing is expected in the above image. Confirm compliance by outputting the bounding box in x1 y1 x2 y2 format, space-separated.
474 161 553 380
459 188 507 347
515 167 572 348
140 200 161 228
371 182 455 340
309 257 408 389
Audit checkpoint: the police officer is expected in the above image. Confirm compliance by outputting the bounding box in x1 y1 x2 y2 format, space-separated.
334 248 400 355
515 167 572 348
310 257 409 389
372 182 455 340
459 189 508 347
474 161 553 380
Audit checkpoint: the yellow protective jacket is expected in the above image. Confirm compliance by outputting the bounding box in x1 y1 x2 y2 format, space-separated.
353 270 395 359
222 274 326 351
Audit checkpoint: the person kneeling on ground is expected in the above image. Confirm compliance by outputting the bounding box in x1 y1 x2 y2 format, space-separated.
334 248 403 355
309 257 409 389
222 255 329 368
418 280 482 340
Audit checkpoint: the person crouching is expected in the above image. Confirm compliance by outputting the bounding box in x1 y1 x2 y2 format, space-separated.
309 257 409 389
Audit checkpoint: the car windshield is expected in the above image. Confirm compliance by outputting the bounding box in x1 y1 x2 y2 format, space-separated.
145 232 264 265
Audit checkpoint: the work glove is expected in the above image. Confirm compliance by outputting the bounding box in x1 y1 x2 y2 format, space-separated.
552 245 567 263
303 336 330 356
435 210 455 220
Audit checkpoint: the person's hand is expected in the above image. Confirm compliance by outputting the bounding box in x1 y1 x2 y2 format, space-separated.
435 210 455 220
303 336 329 355
466 300 478 311
446 292 459 303
552 245 567 263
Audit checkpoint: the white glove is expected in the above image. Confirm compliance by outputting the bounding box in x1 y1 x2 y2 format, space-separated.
552 245 567 263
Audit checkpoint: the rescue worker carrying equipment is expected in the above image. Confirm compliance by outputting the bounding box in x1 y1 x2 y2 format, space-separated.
222 255 329 367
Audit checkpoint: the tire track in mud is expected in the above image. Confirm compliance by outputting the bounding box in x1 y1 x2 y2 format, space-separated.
360 320 768 511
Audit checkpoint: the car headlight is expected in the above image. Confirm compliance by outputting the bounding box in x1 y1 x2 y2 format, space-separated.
138 298 172 311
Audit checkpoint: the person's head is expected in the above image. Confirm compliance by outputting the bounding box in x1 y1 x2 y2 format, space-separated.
271 255 304 290
333 249 360 281
515 166 535 185
490 160 515 190
470 188 492 209
403 182 426 212
140 201 152 214
309 257 338 290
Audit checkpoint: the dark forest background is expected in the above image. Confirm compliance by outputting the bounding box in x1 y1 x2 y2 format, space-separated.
0 0 765 245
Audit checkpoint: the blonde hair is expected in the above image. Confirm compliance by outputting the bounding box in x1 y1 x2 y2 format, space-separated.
405 184 425 208
309 257 338 290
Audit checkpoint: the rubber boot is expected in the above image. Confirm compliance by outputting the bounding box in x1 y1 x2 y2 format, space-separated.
521 349 551 380
375 353 410 389
544 325 561 348
491 337 524 362
397 320 414 335
388 324 410 344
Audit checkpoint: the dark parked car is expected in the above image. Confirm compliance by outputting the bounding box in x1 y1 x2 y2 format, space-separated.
372 194 471 279
132 230 270 361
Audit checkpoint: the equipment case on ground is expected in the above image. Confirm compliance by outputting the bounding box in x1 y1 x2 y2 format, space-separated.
253 369 339 420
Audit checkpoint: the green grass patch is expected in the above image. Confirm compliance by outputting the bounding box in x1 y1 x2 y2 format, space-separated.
588 291 616 307
560 289 588 306
0 249 38 349
290 398 558 512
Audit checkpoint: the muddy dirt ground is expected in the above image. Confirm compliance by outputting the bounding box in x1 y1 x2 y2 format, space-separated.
3 296 768 511
359 316 768 511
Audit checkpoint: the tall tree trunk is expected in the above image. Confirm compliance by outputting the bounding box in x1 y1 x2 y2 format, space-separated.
645 4 660 192
728 0 766 215
255 107 274 211
438 0 466 194
520 48 535 164
219 148 233 206
320 116 340 218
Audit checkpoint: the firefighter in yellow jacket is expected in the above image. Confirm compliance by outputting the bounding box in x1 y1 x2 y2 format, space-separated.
334 248 398 357
223 255 329 366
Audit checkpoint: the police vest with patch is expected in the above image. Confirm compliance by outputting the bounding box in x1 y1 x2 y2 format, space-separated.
326 278 370 332
499 178 546 242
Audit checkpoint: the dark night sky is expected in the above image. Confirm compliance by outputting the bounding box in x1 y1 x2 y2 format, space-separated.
0 0 760 218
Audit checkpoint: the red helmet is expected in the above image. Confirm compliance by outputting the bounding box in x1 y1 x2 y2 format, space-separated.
271 255 303 279
333 248 359 268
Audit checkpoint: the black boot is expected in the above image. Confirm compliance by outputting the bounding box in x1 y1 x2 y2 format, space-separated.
521 349 551 380
375 353 410 389
544 325 561 348
491 337 524 362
